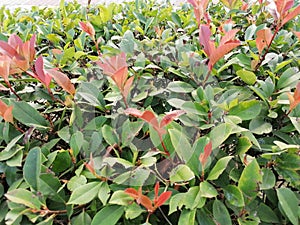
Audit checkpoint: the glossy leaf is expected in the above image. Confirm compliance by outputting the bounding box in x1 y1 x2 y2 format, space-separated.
238 159 262 203
287 82 300 112
91 205 124 225
67 182 101 205
236 69 257 85
256 28 273 54
257 203 279 223
207 156 233 180
213 200 232 225
223 185 245 207
23 147 41 191
79 21 95 38
199 181 218 198
199 141 213 168
277 188 299 225
178 209 196 225
5 189 42 209
229 100 261 121
30 56 52 88
170 164 195 184
0 99 13 123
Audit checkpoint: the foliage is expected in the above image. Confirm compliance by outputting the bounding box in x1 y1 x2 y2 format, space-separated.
0 0 300 224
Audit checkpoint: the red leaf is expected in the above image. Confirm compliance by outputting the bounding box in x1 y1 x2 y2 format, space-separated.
21 34 36 63
220 29 240 46
160 110 185 128
32 56 52 88
47 69 76 95
0 100 13 123
111 66 128 90
281 5 300 27
188 0 210 25
208 41 240 69
123 76 134 99
124 108 143 117
79 21 95 38
154 182 160 202
0 40 20 59
199 141 213 168
125 187 154 212
140 111 160 131
255 28 273 54
0 56 11 83
154 191 172 208
199 24 215 56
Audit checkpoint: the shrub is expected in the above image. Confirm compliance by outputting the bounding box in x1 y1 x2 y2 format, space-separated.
0 0 299 224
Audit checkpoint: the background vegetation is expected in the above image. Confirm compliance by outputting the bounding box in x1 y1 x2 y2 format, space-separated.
0 0 299 224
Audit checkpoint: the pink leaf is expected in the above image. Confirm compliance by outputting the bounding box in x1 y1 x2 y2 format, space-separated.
33 56 52 88
220 29 240 46
0 40 20 59
47 69 76 95
160 110 185 128
281 5 300 27
97 52 128 77
288 82 300 111
199 141 213 168
79 21 95 38
199 24 215 56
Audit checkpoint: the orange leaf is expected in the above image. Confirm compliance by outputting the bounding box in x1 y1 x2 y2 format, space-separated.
293 31 300 39
154 182 160 202
0 100 13 123
79 21 95 38
47 69 76 95
199 141 213 168
256 28 273 54
220 29 240 46
160 110 186 128
0 56 11 83
188 0 210 25
140 111 160 131
125 187 154 212
123 76 134 99
111 66 128 91
288 82 300 111
208 41 240 70
154 191 172 208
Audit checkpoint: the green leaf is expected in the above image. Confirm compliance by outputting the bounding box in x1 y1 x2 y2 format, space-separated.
109 190 133 206
91 205 124 225
236 136 252 159
209 123 233 149
40 174 66 203
260 168 275 190
178 209 196 225
213 200 232 225
223 185 245 207
61 47 75 64
199 181 218 198
207 156 233 180
249 118 272 135
169 128 192 162
167 81 194 93
125 203 144 220
98 182 110 205
170 164 195 184
67 175 87 192
257 203 279 223
67 182 101 205
277 67 300 89
5 189 42 209
36 215 54 225
169 193 185 215
12 101 49 129
236 69 257 85
290 117 300 134
24 147 41 191
121 120 143 146
102 124 119 146
120 30 135 55
277 188 299 225
77 82 105 110
229 100 261 121
71 211 91 225
238 159 262 203
70 131 84 157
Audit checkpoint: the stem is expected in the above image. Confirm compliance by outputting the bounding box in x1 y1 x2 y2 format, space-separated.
202 69 212 87
159 135 170 156
6 81 21 100
158 207 172 225
254 25 280 71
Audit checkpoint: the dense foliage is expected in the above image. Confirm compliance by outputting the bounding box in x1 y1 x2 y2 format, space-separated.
0 0 300 224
